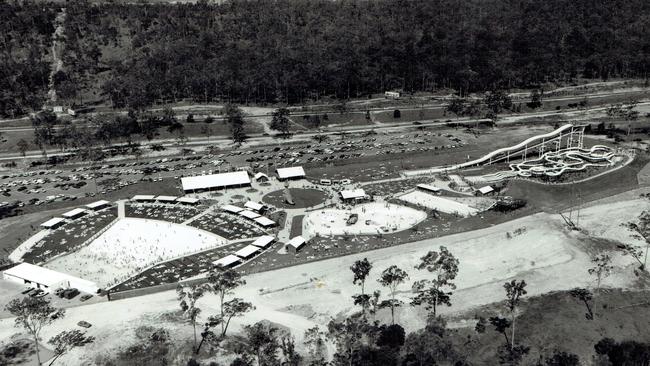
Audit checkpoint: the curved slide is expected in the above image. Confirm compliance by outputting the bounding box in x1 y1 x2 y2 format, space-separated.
403 124 580 176
510 145 615 177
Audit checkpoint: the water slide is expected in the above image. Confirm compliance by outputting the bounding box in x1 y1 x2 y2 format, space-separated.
510 145 615 177
403 124 578 176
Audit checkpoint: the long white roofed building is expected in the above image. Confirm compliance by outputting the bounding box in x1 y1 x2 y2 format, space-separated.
181 171 251 193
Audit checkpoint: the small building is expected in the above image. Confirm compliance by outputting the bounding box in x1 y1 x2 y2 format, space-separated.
252 235 275 249
3 263 99 293
213 255 242 269
85 200 111 211
339 189 367 202
181 171 251 193
385 91 401 99
244 201 265 213
286 236 306 254
417 184 442 195
276 166 305 181
156 196 178 204
177 197 200 205
52 106 64 113
41 217 66 230
254 172 269 182
62 208 87 220
239 210 261 220
234 245 262 260
222 204 244 214
476 185 495 196
254 216 276 228
132 195 156 202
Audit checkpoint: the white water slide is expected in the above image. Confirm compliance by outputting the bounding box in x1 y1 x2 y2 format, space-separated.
404 124 585 176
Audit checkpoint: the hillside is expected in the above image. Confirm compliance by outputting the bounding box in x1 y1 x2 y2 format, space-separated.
2 0 650 117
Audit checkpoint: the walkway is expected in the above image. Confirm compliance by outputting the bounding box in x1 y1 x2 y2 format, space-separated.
181 206 215 225
116 200 126 219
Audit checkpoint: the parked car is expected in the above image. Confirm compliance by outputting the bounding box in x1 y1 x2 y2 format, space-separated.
77 321 92 328
29 289 44 297
79 294 93 302
63 288 80 299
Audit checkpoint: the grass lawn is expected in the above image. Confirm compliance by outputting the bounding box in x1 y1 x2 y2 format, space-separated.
0 210 60 263
262 188 328 209
290 215 304 237
506 153 650 212
373 107 446 123
290 112 374 130
449 289 650 365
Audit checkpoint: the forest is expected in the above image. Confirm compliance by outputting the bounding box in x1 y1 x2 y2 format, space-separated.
1 0 650 116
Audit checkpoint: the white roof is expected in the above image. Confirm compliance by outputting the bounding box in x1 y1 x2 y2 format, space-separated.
181 171 250 191
478 186 494 194
213 255 241 268
4 263 98 292
234 245 261 258
252 235 275 248
244 201 264 211
287 236 306 249
254 172 268 180
132 195 156 201
239 210 261 219
86 200 110 209
62 208 86 218
222 204 244 213
417 184 441 192
177 197 200 204
340 189 366 200
41 217 66 228
254 216 276 227
156 195 178 202
276 166 305 179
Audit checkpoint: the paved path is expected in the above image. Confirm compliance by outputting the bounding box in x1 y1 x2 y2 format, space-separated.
116 200 125 219
181 206 214 225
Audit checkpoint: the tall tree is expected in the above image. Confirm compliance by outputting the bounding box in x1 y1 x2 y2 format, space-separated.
588 254 613 319
304 326 327 363
504 280 527 350
243 322 280 366
206 269 246 336
176 284 206 353
5 296 65 366
47 330 95 365
220 298 254 338
489 316 512 346
270 107 291 137
224 104 247 144
445 97 467 120
411 246 459 317
378 265 409 324
569 288 594 320
624 210 650 273
17 139 29 158
483 90 513 120
350 258 373 315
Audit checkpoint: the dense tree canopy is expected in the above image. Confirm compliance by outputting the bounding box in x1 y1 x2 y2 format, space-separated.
2 0 650 116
